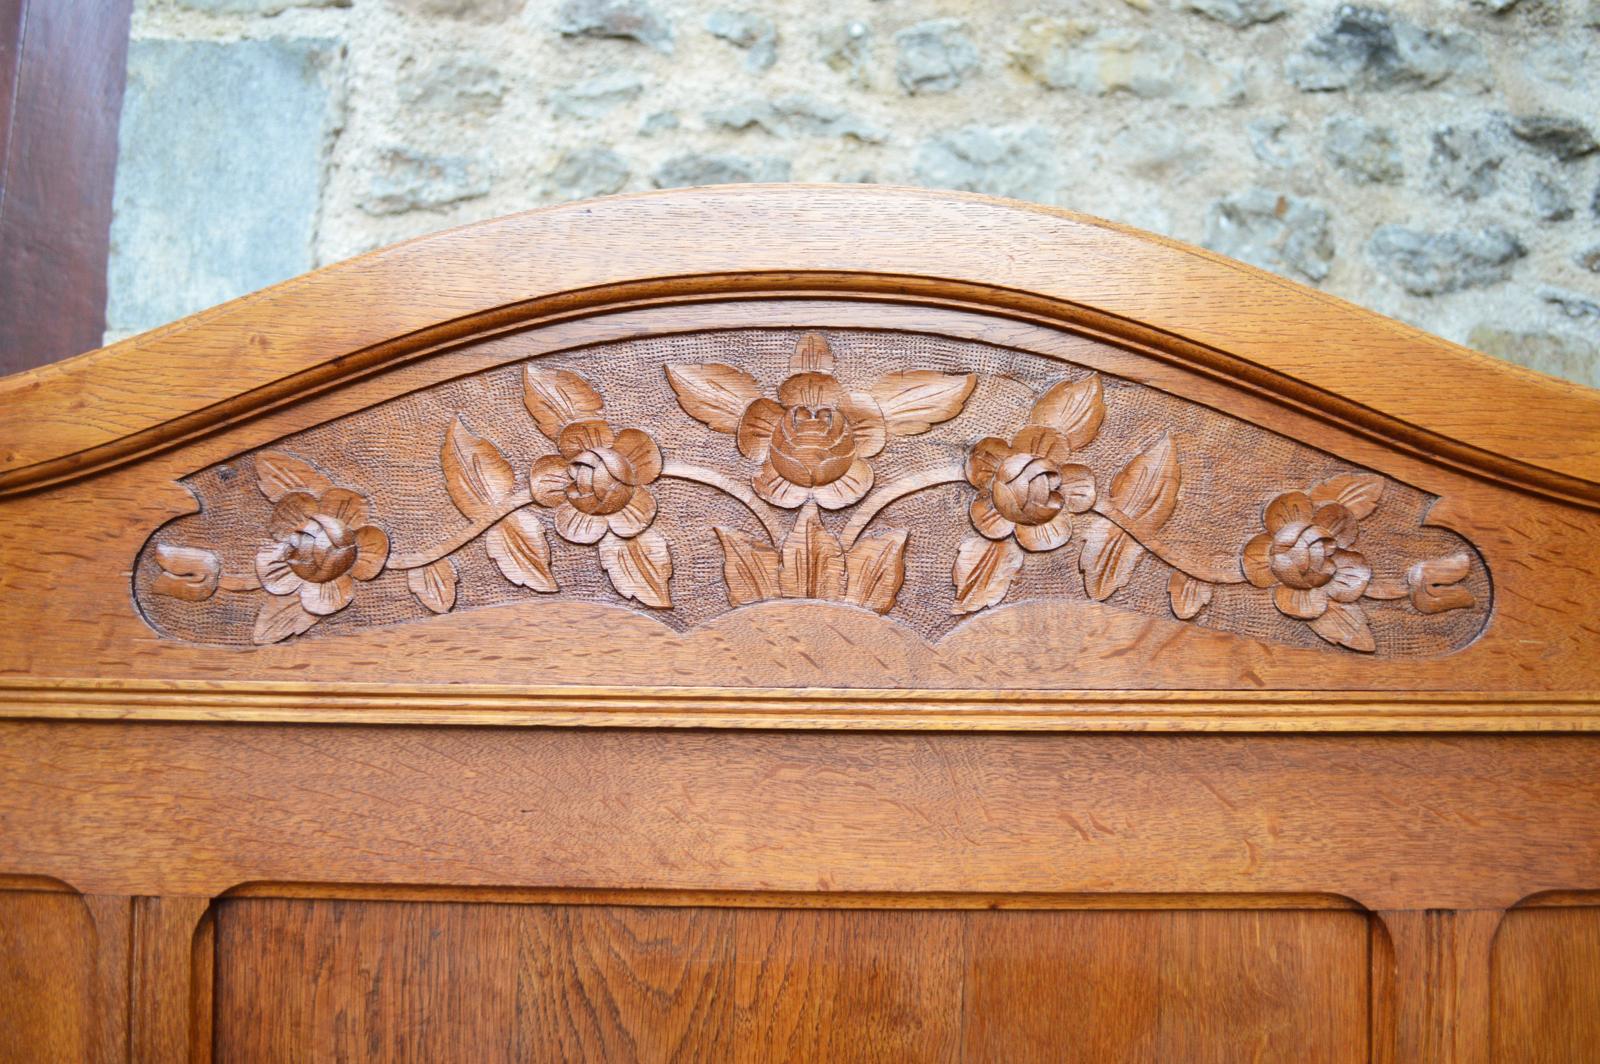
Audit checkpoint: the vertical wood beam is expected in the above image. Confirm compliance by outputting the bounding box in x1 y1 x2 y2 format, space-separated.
1375 909 1502 1064
84 895 132 1064
132 896 214 1064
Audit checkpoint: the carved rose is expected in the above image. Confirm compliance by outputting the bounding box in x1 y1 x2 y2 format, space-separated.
1242 475 1382 652
964 429 1096 552
530 420 663 544
255 488 389 616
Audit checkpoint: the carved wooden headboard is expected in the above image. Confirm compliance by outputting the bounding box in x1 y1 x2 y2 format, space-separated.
2 186 1597 1062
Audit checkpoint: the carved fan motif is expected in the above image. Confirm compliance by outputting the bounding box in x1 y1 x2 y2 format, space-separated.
138 327 1487 655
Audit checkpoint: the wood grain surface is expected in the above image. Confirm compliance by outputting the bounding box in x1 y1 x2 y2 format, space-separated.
1492 906 1600 1063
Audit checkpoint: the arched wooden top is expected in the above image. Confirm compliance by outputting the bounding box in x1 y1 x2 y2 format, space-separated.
1 184 1596 504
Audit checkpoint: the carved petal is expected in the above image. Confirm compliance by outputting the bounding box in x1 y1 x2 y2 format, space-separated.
736 397 785 462
714 527 781 606
255 451 333 503
964 437 1012 490
968 493 1016 541
952 534 1024 615
664 363 761 434
1314 503 1359 549
530 454 571 507
1311 474 1384 521
843 392 887 458
1015 508 1073 553
1078 515 1145 602
1265 491 1314 533
1274 583 1329 620
1010 424 1074 467
523 366 604 442
349 525 390 581
599 528 673 608
255 541 305 596
606 487 657 538
779 503 846 600
558 419 615 460
777 372 846 409
152 544 221 601
300 574 354 617
753 461 811 509
318 488 368 529
1326 549 1371 603
844 529 908 615
267 492 320 539
1056 463 1097 514
611 429 663 484
553 502 609 545
442 416 516 521
812 458 873 510
252 593 318 645
1030 375 1105 450
791 332 835 374
1109 434 1179 528
485 510 556 592
1169 573 1213 620
868 370 977 436
407 558 457 614
1309 600 1376 653
1241 533 1276 588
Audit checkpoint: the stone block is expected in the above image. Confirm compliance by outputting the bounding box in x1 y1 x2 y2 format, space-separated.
360 147 494 215
1203 189 1334 283
1368 225 1526 295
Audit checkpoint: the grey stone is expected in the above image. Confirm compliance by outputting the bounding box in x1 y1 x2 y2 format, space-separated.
178 0 347 11
549 72 645 119
1247 116 1298 168
1507 114 1598 161
1323 116 1403 183
547 147 630 201
817 22 872 86
1368 225 1526 295
913 125 1057 205
1011 19 1246 106
1576 245 1600 273
1427 125 1503 201
653 153 791 187
391 0 523 20
1286 6 1486 93
105 38 344 337
1203 189 1334 283
557 0 673 53
1182 0 1290 28
706 10 777 71
399 54 505 115
705 95 886 143
1468 326 1598 388
894 19 979 95
1542 287 1600 321
1114 124 1210 180
1529 174 1573 221
1470 0 1521 11
639 110 679 136
360 147 493 215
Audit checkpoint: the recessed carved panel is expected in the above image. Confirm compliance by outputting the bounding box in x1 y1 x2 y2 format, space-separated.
135 327 1489 655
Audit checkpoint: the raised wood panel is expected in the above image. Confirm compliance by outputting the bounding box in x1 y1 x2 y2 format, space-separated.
0 889 127 1064
213 899 1365 1063
1492 906 1600 1063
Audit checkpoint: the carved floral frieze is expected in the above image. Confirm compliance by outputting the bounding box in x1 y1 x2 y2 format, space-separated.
136 328 1488 656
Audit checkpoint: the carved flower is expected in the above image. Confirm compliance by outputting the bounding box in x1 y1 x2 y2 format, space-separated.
1241 475 1383 652
964 428 1096 552
666 332 975 510
255 487 389 616
530 420 663 544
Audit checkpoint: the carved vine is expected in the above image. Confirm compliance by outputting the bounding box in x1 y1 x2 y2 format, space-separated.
151 333 1476 651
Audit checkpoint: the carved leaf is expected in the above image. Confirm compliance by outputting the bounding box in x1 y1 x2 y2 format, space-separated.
844 529 908 615
779 502 846 600
1168 572 1213 620
868 370 978 436
599 528 673 608
1078 515 1146 602
952 534 1024 615
1309 600 1376 653
252 593 318 645
523 367 604 441
665 363 761 434
792 332 834 373
152 544 221 601
713 527 781 606
255 450 332 503
1031 375 1105 450
1109 434 1180 529
407 558 458 614
441 416 517 522
485 509 557 592
1407 552 1475 614
1311 474 1385 521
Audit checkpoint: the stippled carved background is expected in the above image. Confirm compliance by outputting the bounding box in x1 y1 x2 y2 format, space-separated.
135 326 1489 655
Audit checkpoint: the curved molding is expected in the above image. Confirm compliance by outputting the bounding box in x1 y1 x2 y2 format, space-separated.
1 185 1597 505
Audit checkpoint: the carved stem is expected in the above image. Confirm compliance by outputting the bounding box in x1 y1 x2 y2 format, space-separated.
1090 501 1247 585
659 460 785 541
841 466 968 548
1363 576 1409 600
389 488 534 570
219 572 261 593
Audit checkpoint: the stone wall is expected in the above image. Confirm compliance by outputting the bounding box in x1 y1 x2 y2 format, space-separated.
106 0 1599 385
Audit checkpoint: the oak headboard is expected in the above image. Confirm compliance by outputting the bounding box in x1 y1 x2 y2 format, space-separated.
2 186 1597 1062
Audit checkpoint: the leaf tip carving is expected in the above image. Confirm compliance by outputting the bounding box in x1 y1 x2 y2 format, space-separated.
407 558 459 614
664 362 761 434
869 370 977 437
254 450 333 503
252 593 318 645
951 533 1023 615
600 528 673 608
1031 374 1105 449
523 366 604 442
1168 572 1213 621
441 416 516 522
486 509 557 593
